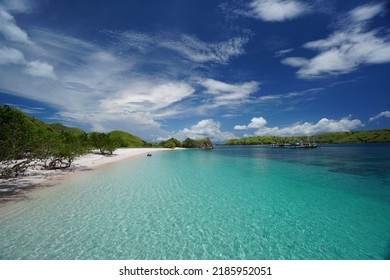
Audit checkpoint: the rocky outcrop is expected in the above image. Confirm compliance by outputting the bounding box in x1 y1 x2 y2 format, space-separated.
196 138 214 149
182 138 214 149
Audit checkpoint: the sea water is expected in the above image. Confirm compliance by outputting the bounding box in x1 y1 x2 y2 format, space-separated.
0 144 389 260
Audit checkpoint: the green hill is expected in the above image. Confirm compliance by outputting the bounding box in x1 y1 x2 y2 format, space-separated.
107 130 146 148
48 123 86 137
0 106 148 149
224 128 390 145
314 129 390 143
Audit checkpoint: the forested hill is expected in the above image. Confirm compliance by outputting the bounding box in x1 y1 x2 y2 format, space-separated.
0 105 149 177
224 129 390 145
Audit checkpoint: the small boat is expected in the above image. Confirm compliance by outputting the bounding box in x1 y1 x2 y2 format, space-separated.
293 142 318 148
272 142 317 148
147 153 152 157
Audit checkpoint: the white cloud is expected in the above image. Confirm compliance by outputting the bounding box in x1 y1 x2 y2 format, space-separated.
200 78 259 107
296 30 390 78
0 45 25 64
369 111 390 122
274 48 293 57
282 2 390 79
111 30 249 64
0 8 58 80
0 47 57 81
173 119 236 142
0 7 31 44
1 0 34 13
281 57 309 67
101 81 194 113
233 125 247 130
25 60 57 80
349 3 383 23
247 0 308 22
234 117 267 130
235 116 363 136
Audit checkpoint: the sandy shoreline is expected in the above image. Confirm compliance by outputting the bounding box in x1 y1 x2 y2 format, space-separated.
0 148 173 202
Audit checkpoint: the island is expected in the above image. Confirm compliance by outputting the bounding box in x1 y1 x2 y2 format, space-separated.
223 129 390 146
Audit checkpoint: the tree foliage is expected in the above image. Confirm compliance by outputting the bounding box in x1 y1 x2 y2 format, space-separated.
159 138 181 148
88 132 117 155
37 131 89 170
0 105 38 161
0 106 88 177
181 138 196 148
157 137 214 149
0 105 41 177
0 105 156 178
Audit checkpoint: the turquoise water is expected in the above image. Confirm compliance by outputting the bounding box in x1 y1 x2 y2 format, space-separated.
0 144 390 260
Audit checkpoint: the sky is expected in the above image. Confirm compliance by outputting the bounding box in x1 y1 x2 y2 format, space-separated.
0 0 389 142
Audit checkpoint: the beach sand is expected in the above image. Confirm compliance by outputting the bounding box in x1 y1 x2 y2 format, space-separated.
0 148 172 202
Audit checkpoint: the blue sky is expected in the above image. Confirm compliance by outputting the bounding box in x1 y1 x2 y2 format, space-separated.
0 0 389 142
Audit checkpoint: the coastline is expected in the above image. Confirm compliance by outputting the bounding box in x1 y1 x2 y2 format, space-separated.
0 148 174 203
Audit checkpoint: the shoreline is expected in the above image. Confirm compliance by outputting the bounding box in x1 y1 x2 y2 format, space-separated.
0 148 175 203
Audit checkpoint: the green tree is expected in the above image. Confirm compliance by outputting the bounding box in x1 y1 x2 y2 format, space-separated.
159 138 181 148
88 132 116 155
181 138 197 148
0 105 39 177
40 131 89 170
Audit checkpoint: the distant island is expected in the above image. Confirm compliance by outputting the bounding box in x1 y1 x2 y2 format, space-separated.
223 129 390 145
0 105 212 179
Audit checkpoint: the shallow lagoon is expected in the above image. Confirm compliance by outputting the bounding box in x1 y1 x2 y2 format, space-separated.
1 144 389 259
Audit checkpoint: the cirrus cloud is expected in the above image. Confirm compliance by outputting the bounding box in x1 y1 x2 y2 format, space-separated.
109 30 249 64
101 80 195 113
200 78 260 107
282 3 390 79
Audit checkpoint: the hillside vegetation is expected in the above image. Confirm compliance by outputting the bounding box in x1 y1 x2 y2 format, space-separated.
1 106 88 177
108 130 147 148
224 129 390 145
314 129 390 143
48 123 86 137
0 105 148 178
